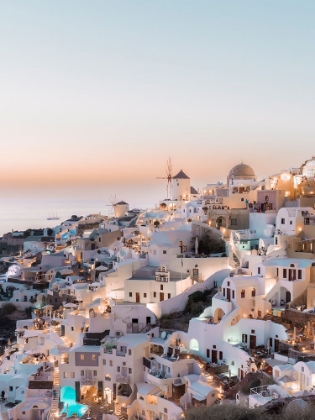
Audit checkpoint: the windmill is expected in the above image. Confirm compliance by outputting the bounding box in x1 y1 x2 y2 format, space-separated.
106 195 118 217
156 158 173 199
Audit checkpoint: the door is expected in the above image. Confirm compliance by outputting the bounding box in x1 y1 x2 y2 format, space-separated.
212 350 218 364
136 293 140 303
249 335 256 349
160 292 164 301
274 339 279 352
286 291 291 303
227 288 231 301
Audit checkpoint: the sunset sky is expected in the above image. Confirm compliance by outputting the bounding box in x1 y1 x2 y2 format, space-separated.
1 1 315 202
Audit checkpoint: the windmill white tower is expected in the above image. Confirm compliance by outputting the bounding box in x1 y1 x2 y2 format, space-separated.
106 196 129 218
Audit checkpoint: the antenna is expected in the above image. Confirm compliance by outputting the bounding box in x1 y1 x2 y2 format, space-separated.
156 157 173 199
106 195 117 217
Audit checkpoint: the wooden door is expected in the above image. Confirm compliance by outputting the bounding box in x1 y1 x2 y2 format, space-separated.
160 292 164 301
249 335 256 349
212 350 218 364
227 288 231 301
136 293 140 303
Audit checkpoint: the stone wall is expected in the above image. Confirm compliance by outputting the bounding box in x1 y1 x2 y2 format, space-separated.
282 308 315 328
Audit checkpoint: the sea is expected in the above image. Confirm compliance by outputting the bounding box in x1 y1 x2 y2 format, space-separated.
0 196 154 237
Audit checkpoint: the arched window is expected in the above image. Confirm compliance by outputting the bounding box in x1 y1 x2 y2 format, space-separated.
241 290 245 298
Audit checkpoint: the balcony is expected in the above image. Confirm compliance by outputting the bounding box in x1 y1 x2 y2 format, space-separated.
116 373 130 383
81 376 95 386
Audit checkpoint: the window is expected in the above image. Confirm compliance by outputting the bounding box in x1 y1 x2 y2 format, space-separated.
71 327 74 331
290 221 293 225
213 345 216 349
128 349 131 356
223 288 225 297
80 354 85 361
144 293 147 298
110 360 113 367
241 290 245 298
231 218 237 225
242 334 247 343
219 351 223 360
129 292 132 297
160 285 163 291
71 372 75 378
207 349 210 358
81 370 84 376
163 250 167 254
164 408 168 414
252 288 256 297
9 386 13 392
227 281 230 286
281 218 285 224
232 290 235 299
302 367 304 373
258 267 261 274
298 270 302 280
168 293 171 299
103 360 106 365
251 330 255 334
63 372 68 378
283 269 287 278
117 367 120 372
153 292 156 298
93 370 97 376
129 368 132 374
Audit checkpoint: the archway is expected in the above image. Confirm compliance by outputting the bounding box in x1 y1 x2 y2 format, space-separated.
216 217 226 229
214 308 225 324
280 287 291 306
189 338 199 352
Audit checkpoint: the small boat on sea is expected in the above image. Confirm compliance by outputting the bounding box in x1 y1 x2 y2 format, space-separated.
47 214 60 220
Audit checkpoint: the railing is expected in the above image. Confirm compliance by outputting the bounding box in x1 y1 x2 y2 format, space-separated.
116 350 126 357
81 376 95 385
116 373 130 383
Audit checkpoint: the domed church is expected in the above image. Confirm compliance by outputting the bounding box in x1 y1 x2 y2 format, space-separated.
227 163 256 186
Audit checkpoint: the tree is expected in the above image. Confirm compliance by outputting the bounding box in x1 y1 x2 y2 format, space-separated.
198 233 226 255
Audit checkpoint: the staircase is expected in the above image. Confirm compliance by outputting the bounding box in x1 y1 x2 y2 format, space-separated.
48 367 60 420
1 411 9 420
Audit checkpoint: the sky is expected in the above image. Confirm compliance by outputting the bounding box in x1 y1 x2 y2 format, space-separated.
1 0 315 202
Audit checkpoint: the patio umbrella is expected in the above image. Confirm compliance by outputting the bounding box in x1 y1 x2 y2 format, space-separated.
195 237 199 255
25 350 42 355
96 266 108 271
64 303 78 308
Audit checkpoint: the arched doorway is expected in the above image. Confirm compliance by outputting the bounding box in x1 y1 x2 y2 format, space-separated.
189 338 199 352
214 308 225 324
280 287 291 306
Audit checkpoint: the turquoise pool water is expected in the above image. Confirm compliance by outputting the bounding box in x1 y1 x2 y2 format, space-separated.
60 386 88 418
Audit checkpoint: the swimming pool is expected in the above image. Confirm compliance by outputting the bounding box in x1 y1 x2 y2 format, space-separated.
60 386 88 418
